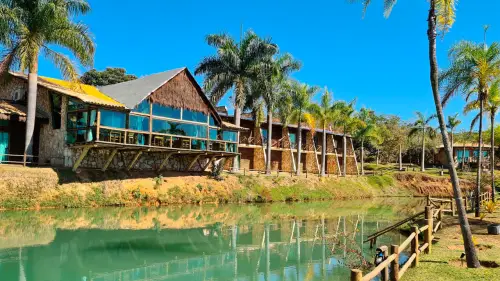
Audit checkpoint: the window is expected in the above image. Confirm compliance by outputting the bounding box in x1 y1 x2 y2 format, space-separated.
152 119 207 138
67 111 88 129
132 99 150 114
183 109 207 123
209 128 218 140
222 131 237 142
129 115 149 131
289 133 297 148
226 143 237 152
209 115 216 126
191 139 207 150
100 110 126 129
68 98 88 111
50 92 62 129
152 104 181 119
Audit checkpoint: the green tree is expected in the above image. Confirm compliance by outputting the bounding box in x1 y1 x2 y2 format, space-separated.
258 53 301 174
0 0 95 158
354 108 382 175
354 0 480 267
408 112 436 172
309 89 338 177
195 30 277 171
287 80 318 175
441 41 500 216
333 100 360 176
80 67 137 86
446 113 461 153
464 80 500 202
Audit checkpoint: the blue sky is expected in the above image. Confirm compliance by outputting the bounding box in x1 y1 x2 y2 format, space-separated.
37 0 500 130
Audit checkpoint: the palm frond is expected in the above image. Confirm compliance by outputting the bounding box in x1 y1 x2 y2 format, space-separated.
42 46 79 81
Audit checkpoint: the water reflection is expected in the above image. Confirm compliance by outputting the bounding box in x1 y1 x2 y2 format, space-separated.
0 199 424 281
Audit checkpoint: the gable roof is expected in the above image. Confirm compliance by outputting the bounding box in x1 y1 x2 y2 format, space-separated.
9 72 125 108
99 68 185 109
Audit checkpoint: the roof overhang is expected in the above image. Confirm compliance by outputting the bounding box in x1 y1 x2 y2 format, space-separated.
0 100 49 122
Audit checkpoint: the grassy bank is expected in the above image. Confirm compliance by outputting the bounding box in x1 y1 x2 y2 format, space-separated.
0 165 473 210
404 210 500 281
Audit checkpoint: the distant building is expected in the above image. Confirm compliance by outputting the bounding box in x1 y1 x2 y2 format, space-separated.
434 142 493 168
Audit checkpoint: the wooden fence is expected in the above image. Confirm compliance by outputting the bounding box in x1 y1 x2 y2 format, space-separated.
427 192 491 216
351 205 442 281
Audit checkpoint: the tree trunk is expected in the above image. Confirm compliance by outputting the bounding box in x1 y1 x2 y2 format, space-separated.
421 129 426 172
343 134 347 176
450 130 454 162
232 106 241 172
361 140 365 175
296 117 302 175
321 125 326 177
376 149 379 166
24 61 39 162
476 97 484 217
491 111 496 202
399 144 403 171
427 0 480 268
265 108 272 175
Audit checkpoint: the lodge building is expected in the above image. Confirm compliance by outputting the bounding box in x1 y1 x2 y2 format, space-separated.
0 67 358 175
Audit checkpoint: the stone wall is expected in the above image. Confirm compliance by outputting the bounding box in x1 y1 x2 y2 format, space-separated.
68 148 210 172
304 132 319 173
280 127 294 172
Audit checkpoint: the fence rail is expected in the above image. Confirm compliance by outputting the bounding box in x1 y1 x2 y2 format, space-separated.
351 205 441 281
427 192 491 215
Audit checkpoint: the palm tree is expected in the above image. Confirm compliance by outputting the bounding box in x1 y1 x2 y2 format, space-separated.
258 53 301 174
333 100 360 176
408 112 436 172
309 89 338 177
195 30 277 171
0 0 95 159
446 114 461 156
353 0 480 268
441 41 500 217
288 80 319 175
355 108 382 175
464 80 500 202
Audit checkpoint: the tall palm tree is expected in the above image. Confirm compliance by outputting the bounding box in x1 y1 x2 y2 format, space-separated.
0 0 95 159
355 108 382 175
446 113 461 155
258 53 301 174
288 80 319 175
333 100 360 176
309 89 338 177
464 80 500 202
408 112 436 172
353 0 480 268
441 41 500 217
195 30 278 171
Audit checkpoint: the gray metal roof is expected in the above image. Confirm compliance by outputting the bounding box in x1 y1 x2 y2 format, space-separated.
99 68 185 109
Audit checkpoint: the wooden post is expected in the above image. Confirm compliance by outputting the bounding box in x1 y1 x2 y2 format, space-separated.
72 146 91 172
438 205 443 230
451 199 455 216
464 196 468 212
381 247 389 281
411 226 419 268
127 151 143 171
390 245 400 281
426 195 430 206
157 152 174 172
350 269 362 281
425 205 433 254
101 149 118 172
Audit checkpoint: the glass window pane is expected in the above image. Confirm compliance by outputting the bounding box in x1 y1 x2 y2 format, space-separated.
50 93 62 129
126 132 148 145
226 143 237 152
100 110 126 129
183 109 207 123
153 119 207 138
152 104 181 119
132 99 150 114
152 119 170 133
289 133 297 148
191 139 207 150
129 115 149 131
222 131 237 142
89 110 97 127
68 98 88 111
68 112 88 129
66 131 76 144
209 116 216 126
209 128 218 140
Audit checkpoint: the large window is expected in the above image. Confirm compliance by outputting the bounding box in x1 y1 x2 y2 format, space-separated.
289 133 297 148
132 99 150 114
209 128 218 140
49 92 62 129
129 115 149 131
209 115 216 126
100 110 126 129
66 99 97 144
222 131 237 142
183 109 207 123
152 104 181 119
152 119 207 138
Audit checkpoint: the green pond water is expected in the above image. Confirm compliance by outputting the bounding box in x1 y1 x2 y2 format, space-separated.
0 198 424 281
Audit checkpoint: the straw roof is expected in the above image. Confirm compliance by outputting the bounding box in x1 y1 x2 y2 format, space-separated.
9 72 125 108
437 142 493 149
0 100 49 121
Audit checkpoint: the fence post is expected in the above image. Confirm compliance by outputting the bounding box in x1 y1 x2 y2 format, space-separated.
350 269 362 281
411 226 419 268
243 168 246 176
438 205 443 230
425 205 433 254
450 199 455 216
464 196 468 212
390 245 400 281
426 195 430 206
23 154 26 167
381 247 389 281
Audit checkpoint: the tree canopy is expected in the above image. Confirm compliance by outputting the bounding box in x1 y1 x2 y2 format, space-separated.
80 67 137 86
